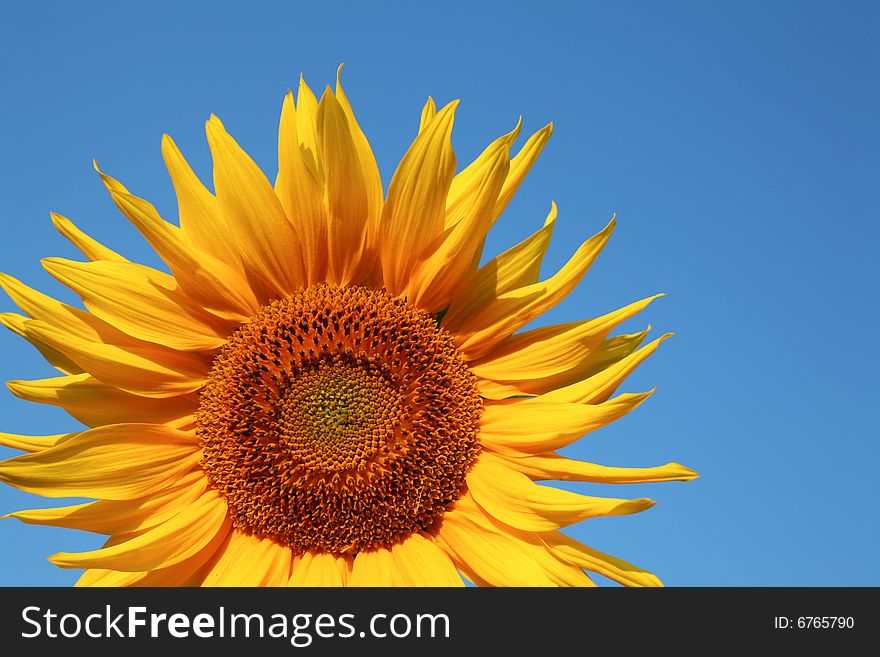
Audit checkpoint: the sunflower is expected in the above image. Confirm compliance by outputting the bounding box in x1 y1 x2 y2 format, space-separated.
0 68 695 587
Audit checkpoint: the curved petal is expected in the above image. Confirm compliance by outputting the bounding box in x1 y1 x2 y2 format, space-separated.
0 312 82 374
5 470 208 534
443 204 556 328
543 531 662 587
453 218 616 361
538 334 672 404
276 90 326 285
0 423 200 499
96 163 259 321
433 496 588 586
494 451 699 484
7 373 195 428
50 491 230 572
0 431 75 453
50 212 127 262
21 320 208 398
317 88 370 286
378 100 458 295
206 115 305 299
42 258 231 351
467 294 661 383
466 452 654 532
406 129 511 312
479 391 653 453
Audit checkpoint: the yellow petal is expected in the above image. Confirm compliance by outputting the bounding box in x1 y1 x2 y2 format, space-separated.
42 258 230 351
443 204 557 329
490 123 553 229
317 88 370 286
295 75 323 183
543 531 662 587
466 452 654 532
0 423 200 499
444 119 520 229
7 373 195 428
0 431 74 453
348 547 398 586
0 312 83 374
0 272 137 345
389 533 464 586
479 391 653 453
76 524 229 587
203 531 292 586
494 451 699 484
454 217 616 360
379 100 458 295
434 500 568 586
50 490 230 571
6 470 208 534
96 162 259 321
289 551 351 587
419 96 437 132
539 334 672 404
21 320 207 398
275 90 326 285
50 212 126 262
335 65 384 262
205 115 305 299
406 130 511 312
467 294 661 384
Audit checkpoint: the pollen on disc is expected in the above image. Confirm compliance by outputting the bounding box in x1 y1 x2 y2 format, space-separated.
197 283 483 554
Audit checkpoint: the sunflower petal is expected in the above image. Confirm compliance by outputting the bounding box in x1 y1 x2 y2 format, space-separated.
0 312 83 374
289 551 351 587
96 163 259 321
419 96 437 132
276 90 326 285
0 423 200 499
0 431 74 453
445 119 520 229
539 334 672 404
21 320 207 398
205 115 305 298
544 531 663 587
389 533 464 586
467 453 654 532
491 123 553 228
454 217 616 360
6 470 208 534
317 88 370 286
443 204 557 329
495 451 699 484
467 294 661 382
42 258 230 351
406 130 511 312
379 100 458 295
50 213 126 262
479 391 653 453
295 75 323 183
335 65 384 257
348 547 398 587
7 373 195 428
203 531 292 586
50 491 230 571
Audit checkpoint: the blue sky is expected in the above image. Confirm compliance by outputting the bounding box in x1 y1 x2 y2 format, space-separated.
0 0 877 586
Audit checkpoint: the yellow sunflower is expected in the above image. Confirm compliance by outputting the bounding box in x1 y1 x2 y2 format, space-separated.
0 68 695 587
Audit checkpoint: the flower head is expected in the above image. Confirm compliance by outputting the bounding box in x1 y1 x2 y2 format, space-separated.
0 68 695 586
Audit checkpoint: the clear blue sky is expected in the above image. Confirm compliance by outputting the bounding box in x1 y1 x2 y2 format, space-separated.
0 0 877 586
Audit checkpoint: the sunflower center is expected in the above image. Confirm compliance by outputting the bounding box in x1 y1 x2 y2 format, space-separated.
197 283 482 554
